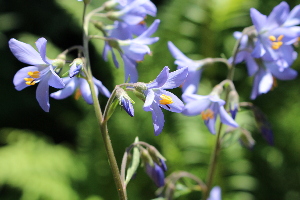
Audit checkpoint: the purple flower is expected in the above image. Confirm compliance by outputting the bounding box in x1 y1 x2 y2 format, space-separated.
140 66 188 135
119 93 134 117
108 0 157 25
250 2 300 62
208 186 221 200
9 38 65 112
103 19 160 82
50 77 110 104
233 31 297 99
182 93 238 134
168 41 203 95
146 162 165 187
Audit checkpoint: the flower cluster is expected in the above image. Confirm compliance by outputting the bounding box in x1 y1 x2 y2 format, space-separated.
102 0 159 82
234 2 300 99
168 42 239 134
133 66 188 135
10 38 110 111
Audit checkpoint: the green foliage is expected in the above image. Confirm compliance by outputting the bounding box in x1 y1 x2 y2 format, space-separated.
0 128 86 200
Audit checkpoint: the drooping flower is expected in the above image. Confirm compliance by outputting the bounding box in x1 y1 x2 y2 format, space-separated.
145 162 165 187
208 186 221 200
103 19 160 82
168 41 203 95
182 93 238 134
135 66 188 135
250 2 300 63
50 76 110 104
9 37 65 112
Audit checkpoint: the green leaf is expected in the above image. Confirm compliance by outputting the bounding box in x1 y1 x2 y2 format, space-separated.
125 137 140 185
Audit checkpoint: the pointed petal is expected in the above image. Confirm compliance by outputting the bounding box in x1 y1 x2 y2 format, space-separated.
50 77 77 99
146 67 169 89
144 89 155 111
161 67 188 89
250 8 267 32
48 67 65 89
93 77 111 98
168 41 193 64
36 76 50 112
35 37 52 64
150 103 165 136
80 79 96 104
268 65 297 80
9 38 44 65
123 56 138 83
181 69 202 94
284 5 300 26
182 96 211 116
219 106 239 128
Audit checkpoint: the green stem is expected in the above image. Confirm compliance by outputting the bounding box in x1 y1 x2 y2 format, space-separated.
82 5 127 200
202 28 244 199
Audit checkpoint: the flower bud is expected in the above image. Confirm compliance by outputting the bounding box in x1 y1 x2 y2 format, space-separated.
116 87 135 117
69 58 84 78
228 90 239 119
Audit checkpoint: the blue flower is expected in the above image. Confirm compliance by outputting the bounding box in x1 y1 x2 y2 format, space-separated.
168 41 203 95
233 31 297 99
9 38 65 112
182 93 238 134
118 92 135 117
146 162 165 187
103 19 160 82
250 2 300 62
208 186 221 200
108 0 157 25
50 76 110 104
139 66 188 135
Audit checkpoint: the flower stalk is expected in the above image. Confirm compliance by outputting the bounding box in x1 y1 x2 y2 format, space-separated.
82 5 127 200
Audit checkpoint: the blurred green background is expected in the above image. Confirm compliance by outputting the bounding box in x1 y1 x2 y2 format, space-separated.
1 0 300 199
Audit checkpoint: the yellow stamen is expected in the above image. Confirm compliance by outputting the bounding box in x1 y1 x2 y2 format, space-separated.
268 35 276 42
28 71 40 78
269 35 284 50
74 89 81 100
159 94 173 105
24 78 34 82
201 109 214 121
25 81 36 85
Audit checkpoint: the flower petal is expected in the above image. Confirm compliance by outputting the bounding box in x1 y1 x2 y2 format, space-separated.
143 89 155 111
161 67 188 90
80 79 96 104
50 77 77 99
123 56 138 83
182 95 211 116
146 67 169 89
48 67 65 89
36 76 50 112
150 102 165 136
9 38 44 65
219 106 239 128
35 37 52 64
13 66 39 91
155 90 184 113
93 77 111 98
250 8 267 32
